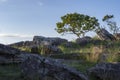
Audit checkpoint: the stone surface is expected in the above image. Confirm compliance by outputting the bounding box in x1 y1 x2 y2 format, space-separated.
0 44 24 64
76 36 92 45
96 28 116 41
21 55 88 80
9 36 67 55
9 41 35 47
33 36 68 46
88 62 120 80
63 42 74 48
0 43 88 80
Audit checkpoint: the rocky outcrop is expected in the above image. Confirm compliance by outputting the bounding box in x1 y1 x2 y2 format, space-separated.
76 36 92 45
33 36 68 46
96 28 116 41
9 41 35 48
21 55 88 80
63 42 74 48
9 36 67 55
88 62 120 80
0 43 88 80
0 44 24 64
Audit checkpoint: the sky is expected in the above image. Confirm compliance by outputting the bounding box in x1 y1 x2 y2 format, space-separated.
0 0 120 44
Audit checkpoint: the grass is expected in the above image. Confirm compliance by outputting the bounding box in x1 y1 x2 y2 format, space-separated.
63 61 96 73
0 64 22 80
58 40 120 62
9 39 120 78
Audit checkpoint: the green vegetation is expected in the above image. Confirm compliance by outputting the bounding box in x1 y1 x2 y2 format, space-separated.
103 14 120 34
0 64 22 80
6 13 120 80
64 61 96 73
58 39 120 62
55 13 99 38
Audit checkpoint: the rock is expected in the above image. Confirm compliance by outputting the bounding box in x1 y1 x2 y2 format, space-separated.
33 36 68 46
0 44 23 64
88 62 120 80
0 43 88 80
33 36 45 42
21 55 88 80
76 36 92 45
41 45 62 55
96 28 116 41
63 42 74 48
9 36 67 54
9 41 36 48
0 44 20 55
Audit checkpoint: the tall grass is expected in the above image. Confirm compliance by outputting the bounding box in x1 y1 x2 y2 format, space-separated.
58 40 120 62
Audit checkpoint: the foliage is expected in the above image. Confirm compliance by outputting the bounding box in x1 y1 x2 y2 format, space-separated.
102 14 120 34
102 14 114 21
58 40 120 63
55 13 99 38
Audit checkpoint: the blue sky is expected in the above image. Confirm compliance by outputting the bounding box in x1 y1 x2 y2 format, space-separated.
0 0 120 44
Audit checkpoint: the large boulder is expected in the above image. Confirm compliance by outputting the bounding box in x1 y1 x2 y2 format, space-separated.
0 44 23 64
88 62 120 80
33 36 46 45
0 43 88 80
21 55 88 80
76 36 92 45
33 36 68 46
96 28 116 41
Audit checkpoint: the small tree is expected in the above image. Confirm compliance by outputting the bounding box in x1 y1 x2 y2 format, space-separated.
102 14 120 34
55 13 99 38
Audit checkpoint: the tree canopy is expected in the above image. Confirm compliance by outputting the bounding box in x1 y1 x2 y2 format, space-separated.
102 14 120 34
55 13 99 38
102 15 114 21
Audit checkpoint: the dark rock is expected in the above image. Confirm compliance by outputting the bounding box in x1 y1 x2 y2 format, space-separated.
21 55 88 80
0 43 88 80
9 36 67 54
88 62 120 80
0 44 20 56
33 36 45 45
9 41 35 48
76 36 92 45
0 44 23 64
33 36 68 46
63 42 74 48
96 28 116 41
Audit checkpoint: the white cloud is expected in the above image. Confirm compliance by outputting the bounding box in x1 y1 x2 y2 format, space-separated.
0 33 33 38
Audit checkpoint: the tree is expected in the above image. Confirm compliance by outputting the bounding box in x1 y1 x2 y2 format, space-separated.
102 14 120 34
55 13 99 38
